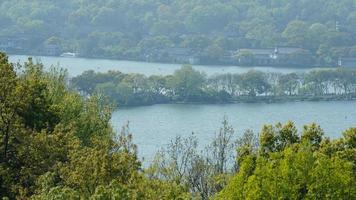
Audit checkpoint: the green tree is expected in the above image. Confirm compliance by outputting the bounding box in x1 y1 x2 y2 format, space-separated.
240 70 270 96
278 73 299 95
282 20 308 47
301 123 324 148
169 65 206 101
0 52 18 160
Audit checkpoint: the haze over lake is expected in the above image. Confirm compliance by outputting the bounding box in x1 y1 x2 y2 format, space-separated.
9 55 321 77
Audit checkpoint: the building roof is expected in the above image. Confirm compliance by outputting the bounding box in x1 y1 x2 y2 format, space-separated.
341 57 356 61
238 49 273 55
277 47 304 54
168 47 191 54
237 47 305 55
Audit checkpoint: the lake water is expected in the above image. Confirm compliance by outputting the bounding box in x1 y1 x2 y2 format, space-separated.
112 101 356 163
9 55 320 77
8 55 355 163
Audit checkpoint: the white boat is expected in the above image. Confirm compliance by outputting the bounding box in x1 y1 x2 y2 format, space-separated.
60 52 76 57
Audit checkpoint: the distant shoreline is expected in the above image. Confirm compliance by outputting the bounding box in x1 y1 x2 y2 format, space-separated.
8 53 334 69
117 95 356 108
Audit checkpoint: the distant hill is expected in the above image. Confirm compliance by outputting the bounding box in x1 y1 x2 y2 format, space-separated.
1 0 356 65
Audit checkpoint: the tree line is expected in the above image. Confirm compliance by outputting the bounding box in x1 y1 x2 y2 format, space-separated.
72 66 356 106
1 0 356 65
150 119 356 200
1 53 356 199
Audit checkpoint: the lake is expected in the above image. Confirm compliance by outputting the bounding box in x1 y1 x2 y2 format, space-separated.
8 55 355 163
111 101 356 163
9 54 321 77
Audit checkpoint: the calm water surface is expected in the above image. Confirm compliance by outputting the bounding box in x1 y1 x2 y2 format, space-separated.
112 101 356 162
9 55 319 76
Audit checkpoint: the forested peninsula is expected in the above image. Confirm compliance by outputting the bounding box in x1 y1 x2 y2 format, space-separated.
72 66 356 106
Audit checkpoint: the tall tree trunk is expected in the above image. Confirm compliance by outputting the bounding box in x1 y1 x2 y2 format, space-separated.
2 124 10 161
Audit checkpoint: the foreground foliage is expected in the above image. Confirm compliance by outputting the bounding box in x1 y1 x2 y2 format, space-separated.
151 121 356 199
0 52 188 199
217 124 356 199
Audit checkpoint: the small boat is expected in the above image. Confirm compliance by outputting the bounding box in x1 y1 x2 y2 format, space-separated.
60 52 76 57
